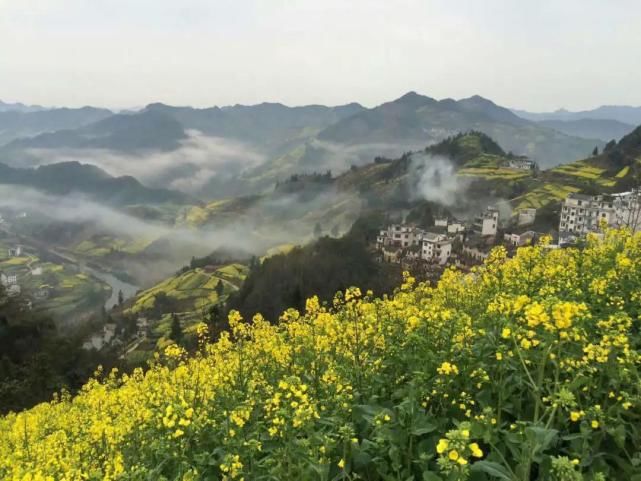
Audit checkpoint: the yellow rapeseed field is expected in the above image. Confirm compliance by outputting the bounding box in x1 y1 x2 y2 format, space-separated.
1 229 640 481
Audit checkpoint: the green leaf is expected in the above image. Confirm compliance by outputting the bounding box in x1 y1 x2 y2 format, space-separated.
411 417 437 436
422 472 443 481
525 426 558 451
470 460 514 481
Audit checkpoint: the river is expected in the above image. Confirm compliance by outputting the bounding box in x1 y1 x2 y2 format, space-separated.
82 266 140 310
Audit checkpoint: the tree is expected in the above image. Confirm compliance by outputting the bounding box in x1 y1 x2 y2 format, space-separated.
330 225 340 237
313 223 322 237
117 290 124 306
215 280 224 297
169 313 183 344
592 146 599 156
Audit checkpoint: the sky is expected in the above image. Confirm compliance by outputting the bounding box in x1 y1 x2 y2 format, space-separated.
1 0 641 112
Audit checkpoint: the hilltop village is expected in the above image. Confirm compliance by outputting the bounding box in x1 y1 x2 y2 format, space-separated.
375 188 641 278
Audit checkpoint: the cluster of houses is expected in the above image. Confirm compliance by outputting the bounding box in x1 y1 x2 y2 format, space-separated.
559 190 641 244
377 206 517 266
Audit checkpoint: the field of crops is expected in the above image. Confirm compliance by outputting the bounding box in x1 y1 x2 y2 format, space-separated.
511 183 581 210
127 263 248 314
2 230 640 480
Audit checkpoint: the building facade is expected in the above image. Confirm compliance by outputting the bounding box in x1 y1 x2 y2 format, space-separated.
473 207 499 237
559 193 616 240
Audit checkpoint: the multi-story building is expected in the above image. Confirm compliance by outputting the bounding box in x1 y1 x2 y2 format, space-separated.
473 207 499 237
517 208 537 226
559 193 615 240
613 190 641 230
421 233 452 264
377 225 452 264
376 224 424 249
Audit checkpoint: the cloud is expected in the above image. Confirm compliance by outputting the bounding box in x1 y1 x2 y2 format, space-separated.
409 152 469 206
0 182 362 284
22 130 267 194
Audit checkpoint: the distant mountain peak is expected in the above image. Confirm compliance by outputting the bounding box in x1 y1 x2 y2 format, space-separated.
393 91 436 106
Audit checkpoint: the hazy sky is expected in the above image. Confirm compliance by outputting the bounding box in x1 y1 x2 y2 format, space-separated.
1 0 640 111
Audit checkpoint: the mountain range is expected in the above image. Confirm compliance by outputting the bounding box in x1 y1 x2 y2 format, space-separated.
2 93 640 200
512 105 641 125
0 161 190 205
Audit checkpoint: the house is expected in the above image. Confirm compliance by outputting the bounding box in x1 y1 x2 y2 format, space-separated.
104 323 117 344
7 284 21 297
504 230 538 247
7 245 23 257
136 317 150 337
83 323 119 351
421 233 452 264
434 218 448 228
612 190 641 231
517 208 537 226
473 207 499 237
5 274 18 285
559 193 616 242
447 221 466 234
506 157 536 170
34 286 50 300
377 224 425 249
31 266 43 276
0 272 7 287
463 245 490 262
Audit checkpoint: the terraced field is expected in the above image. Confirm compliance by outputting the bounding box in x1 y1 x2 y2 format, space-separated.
511 183 581 210
0 240 110 319
126 263 249 315
73 235 152 258
457 166 531 180
549 160 621 188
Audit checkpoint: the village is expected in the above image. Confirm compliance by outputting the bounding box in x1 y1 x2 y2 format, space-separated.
375 188 641 277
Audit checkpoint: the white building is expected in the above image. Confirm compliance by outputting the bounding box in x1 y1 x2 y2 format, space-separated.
377 224 453 264
377 224 425 249
507 158 536 170
7 245 23 257
421 233 452 264
517 208 537 226
31 266 43 276
559 193 616 241
474 207 500 237
434 218 448 228
504 230 537 247
447 221 466 234
82 323 118 351
612 190 641 230
7 284 21 297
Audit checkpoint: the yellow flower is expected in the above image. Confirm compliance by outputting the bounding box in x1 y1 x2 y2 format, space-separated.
591 420 599 429
469 442 483 458
338 458 346 469
436 438 449 454
448 450 460 461
570 411 583 422
437 362 459 376
501 327 511 339
525 302 549 327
